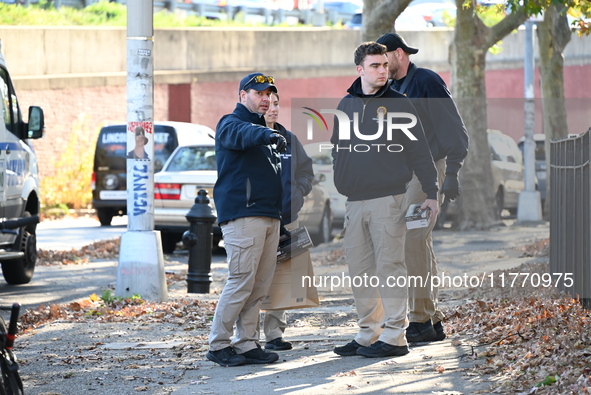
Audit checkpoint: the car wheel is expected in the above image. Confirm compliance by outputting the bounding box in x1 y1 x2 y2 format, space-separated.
97 208 113 226
312 205 332 246
495 188 504 216
1 211 36 285
161 232 179 254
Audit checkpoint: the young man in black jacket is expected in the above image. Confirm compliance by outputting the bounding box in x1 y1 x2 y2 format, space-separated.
376 33 469 343
331 42 439 358
207 72 288 367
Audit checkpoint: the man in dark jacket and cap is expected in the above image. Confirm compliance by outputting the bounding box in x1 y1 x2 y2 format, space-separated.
376 32 469 343
332 42 439 359
207 72 288 367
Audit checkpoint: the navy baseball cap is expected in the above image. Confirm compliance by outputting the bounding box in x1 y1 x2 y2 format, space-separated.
239 72 278 93
376 33 419 54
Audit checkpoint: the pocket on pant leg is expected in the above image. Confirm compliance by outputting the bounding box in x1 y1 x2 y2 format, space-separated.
224 236 255 275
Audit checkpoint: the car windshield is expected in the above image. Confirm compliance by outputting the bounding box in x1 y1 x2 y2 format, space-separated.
166 146 217 172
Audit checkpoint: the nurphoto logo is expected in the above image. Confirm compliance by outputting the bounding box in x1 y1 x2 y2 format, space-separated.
302 107 418 153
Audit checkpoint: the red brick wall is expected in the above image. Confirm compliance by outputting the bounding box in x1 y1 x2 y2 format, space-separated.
16 64 591 182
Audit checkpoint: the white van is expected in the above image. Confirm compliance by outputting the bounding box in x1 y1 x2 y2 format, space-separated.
0 41 45 284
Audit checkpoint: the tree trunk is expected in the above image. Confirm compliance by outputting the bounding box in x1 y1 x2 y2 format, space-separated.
537 4 571 218
449 0 498 230
449 0 529 229
362 0 412 41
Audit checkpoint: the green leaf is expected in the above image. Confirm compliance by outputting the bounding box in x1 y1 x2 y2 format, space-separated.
535 374 559 387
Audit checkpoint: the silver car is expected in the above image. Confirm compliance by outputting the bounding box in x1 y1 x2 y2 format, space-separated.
154 143 333 253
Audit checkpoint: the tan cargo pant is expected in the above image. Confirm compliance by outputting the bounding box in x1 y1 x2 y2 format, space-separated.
405 159 446 324
208 216 280 353
344 195 409 347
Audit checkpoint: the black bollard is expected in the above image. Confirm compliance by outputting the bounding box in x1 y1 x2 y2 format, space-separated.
182 189 217 293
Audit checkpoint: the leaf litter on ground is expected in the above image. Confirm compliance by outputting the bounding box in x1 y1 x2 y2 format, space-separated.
26 236 591 394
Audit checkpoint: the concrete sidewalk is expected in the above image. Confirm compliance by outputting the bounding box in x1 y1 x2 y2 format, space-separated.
17 222 550 395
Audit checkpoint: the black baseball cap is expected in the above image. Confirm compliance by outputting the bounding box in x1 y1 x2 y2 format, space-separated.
239 72 277 93
376 33 419 54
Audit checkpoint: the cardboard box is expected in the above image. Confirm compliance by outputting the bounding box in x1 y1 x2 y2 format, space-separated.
262 250 320 311
406 204 431 230
276 226 314 263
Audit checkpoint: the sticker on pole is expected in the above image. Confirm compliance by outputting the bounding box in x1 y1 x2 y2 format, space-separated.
127 122 153 161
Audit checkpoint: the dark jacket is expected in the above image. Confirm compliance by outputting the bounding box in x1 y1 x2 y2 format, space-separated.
213 103 283 224
331 78 438 201
393 62 469 175
274 122 314 225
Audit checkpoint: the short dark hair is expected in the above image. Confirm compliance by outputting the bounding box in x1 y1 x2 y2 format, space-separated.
354 42 387 66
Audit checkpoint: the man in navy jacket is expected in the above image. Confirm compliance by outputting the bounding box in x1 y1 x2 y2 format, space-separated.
376 33 469 343
207 72 287 367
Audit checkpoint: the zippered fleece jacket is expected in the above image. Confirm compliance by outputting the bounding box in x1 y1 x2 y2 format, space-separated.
331 78 438 201
214 103 283 224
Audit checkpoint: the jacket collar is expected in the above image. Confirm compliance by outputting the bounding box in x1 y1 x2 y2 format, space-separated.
346 77 393 98
273 122 288 136
233 103 266 126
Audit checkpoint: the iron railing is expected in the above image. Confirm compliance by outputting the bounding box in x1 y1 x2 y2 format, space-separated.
549 128 591 306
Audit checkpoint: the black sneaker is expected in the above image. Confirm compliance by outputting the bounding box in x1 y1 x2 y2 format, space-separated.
206 346 246 367
240 345 279 364
334 340 362 356
433 321 447 341
265 337 293 351
356 341 409 358
406 319 438 343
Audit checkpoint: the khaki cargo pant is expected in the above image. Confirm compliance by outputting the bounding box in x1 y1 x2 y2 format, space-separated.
208 216 280 353
405 159 446 324
344 194 409 347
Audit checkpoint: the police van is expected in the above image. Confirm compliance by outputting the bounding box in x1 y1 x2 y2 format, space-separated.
0 41 45 284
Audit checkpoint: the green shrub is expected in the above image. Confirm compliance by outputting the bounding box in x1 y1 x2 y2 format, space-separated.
0 0 274 27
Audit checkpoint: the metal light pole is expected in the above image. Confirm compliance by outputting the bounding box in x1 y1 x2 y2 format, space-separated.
517 19 542 223
116 0 168 301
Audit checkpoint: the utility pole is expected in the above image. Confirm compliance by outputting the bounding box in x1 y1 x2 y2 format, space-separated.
517 20 543 223
116 0 168 301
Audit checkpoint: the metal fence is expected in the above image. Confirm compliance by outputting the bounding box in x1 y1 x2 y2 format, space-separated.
549 128 591 306
15 0 356 26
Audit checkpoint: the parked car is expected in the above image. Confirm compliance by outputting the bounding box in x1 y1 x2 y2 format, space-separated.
395 6 435 29
302 142 346 227
91 122 215 226
405 0 456 27
154 143 334 253
344 12 362 29
440 129 526 225
323 0 363 15
0 42 45 285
